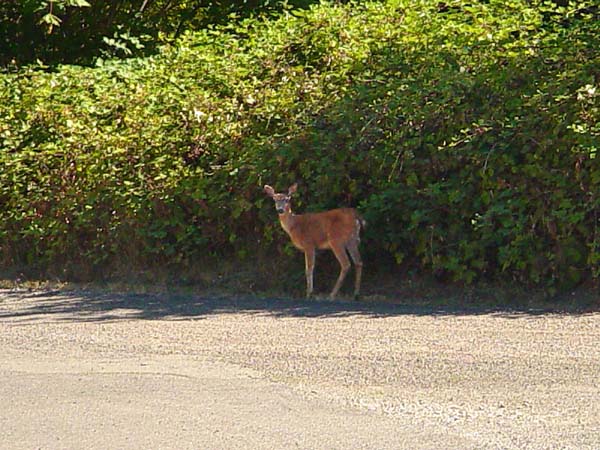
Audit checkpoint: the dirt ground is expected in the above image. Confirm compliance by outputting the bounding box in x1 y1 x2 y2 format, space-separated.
1 288 599 449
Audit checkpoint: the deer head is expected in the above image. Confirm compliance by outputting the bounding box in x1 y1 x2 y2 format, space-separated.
264 183 297 214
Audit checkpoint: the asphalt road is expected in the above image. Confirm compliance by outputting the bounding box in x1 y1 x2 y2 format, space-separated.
1 289 599 449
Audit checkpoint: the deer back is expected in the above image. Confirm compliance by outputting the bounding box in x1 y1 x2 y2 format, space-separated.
281 208 361 251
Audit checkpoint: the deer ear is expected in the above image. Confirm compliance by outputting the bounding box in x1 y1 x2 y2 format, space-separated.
264 185 275 197
288 183 298 195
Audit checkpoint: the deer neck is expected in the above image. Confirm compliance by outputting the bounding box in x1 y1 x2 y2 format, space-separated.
278 210 296 236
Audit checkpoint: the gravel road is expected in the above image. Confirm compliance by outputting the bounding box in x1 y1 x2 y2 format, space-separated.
1 289 599 449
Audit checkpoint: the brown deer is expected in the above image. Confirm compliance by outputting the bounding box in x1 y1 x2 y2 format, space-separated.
264 183 365 299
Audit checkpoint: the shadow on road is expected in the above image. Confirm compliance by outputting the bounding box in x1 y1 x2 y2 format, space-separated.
1 288 597 324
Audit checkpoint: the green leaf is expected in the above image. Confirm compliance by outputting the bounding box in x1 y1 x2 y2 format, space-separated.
40 13 61 27
67 0 91 6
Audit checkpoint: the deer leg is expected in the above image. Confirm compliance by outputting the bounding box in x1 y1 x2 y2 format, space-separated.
346 241 363 299
329 244 351 299
304 248 315 298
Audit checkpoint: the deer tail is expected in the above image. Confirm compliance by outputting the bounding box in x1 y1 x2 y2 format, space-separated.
356 213 366 230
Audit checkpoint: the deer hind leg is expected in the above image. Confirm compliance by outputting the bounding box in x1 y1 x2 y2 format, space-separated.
346 241 363 299
304 248 316 298
329 243 351 299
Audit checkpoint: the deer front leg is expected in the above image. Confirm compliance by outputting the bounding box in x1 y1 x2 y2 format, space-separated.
304 248 315 298
330 244 351 299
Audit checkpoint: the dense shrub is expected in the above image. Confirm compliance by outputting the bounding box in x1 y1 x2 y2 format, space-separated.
0 0 318 68
0 0 598 288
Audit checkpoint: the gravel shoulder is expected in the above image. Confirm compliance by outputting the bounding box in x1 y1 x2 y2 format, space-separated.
1 289 599 449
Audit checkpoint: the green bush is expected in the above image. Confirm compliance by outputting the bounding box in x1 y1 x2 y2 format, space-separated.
0 0 598 289
0 0 318 67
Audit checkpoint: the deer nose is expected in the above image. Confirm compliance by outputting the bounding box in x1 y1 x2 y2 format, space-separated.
276 207 285 214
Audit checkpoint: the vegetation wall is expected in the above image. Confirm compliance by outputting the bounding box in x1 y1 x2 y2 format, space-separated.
1 1 598 290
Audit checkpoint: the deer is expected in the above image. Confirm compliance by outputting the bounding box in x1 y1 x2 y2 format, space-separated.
264 183 365 300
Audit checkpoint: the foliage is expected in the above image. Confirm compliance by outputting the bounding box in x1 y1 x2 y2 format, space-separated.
0 0 599 289
0 0 318 68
